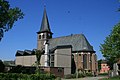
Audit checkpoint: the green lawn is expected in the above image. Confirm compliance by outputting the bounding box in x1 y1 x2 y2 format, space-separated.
102 76 120 80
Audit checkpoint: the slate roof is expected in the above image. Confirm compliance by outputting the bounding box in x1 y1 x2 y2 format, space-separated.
48 34 95 52
38 8 52 33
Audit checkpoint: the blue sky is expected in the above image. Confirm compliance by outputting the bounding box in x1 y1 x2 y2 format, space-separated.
0 0 120 60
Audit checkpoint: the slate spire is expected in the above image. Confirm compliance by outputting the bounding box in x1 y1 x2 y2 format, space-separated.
39 8 52 33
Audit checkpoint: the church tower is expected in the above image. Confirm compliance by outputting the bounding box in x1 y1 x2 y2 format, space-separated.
37 8 53 50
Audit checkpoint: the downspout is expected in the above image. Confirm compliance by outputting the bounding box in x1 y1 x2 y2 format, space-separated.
44 40 49 67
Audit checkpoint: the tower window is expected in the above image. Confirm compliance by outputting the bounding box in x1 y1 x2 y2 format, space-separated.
47 33 49 39
39 35 41 39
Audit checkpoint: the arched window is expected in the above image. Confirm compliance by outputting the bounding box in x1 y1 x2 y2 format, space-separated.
83 54 87 69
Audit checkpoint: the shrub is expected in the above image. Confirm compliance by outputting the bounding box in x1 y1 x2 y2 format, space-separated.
64 74 76 79
78 73 85 78
85 72 93 77
55 77 61 80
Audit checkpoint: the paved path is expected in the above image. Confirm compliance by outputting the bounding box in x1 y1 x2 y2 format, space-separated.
62 76 108 80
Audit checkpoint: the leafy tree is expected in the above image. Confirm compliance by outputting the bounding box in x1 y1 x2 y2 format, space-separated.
0 0 24 41
100 23 120 69
0 60 5 72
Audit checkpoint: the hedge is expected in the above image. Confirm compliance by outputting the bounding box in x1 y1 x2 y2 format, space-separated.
0 73 56 80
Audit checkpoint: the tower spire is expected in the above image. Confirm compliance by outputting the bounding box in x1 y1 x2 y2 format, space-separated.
38 8 52 33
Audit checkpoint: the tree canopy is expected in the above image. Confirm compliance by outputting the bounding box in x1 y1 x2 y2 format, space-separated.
35 50 43 66
100 22 120 69
0 0 24 41
0 60 5 72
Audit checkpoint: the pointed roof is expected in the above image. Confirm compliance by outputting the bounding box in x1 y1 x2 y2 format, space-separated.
48 34 95 52
38 8 52 33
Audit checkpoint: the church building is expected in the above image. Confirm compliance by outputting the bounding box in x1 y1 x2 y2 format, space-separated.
15 8 98 75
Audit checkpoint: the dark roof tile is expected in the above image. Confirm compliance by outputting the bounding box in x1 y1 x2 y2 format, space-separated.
48 34 94 52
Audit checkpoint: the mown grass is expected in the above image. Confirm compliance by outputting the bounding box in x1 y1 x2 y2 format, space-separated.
102 76 120 80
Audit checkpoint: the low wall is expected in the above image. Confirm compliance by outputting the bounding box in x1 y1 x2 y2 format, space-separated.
41 67 64 78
